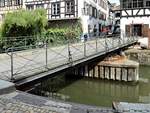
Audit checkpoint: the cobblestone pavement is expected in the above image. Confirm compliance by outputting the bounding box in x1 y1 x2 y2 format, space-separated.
0 97 57 113
0 91 114 113
0 91 71 113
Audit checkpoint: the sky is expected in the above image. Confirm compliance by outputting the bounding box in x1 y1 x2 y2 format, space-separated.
110 0 120 5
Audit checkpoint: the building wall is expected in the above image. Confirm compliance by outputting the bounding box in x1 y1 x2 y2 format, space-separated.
79 0 109 35
0 0 25 24
120 17 150 36
120 8 150 48
0 0 109 36
25 0 109 36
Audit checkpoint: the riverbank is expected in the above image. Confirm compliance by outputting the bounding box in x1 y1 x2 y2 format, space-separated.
0 91 114 113
125 48 150 65
0 79 114 113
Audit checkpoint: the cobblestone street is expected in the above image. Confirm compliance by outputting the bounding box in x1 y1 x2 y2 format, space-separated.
0 91 113 113
0 96 58 113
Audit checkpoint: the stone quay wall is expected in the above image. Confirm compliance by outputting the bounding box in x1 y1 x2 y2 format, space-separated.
125 49 150 65
74 56 139 82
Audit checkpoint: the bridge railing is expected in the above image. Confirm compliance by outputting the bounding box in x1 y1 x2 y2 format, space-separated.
0 35 138 82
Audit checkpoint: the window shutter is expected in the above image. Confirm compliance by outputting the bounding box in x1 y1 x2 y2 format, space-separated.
142 24 149 37
125 25 130 37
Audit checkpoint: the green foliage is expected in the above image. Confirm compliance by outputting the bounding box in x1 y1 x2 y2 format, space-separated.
43 28 67 45
48 19 83 38
1 9 47 37
43 27 81 45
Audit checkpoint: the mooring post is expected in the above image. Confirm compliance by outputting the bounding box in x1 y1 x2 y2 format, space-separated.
10 47 14 81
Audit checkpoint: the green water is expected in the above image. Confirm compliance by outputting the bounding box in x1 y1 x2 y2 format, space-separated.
29 66 150 107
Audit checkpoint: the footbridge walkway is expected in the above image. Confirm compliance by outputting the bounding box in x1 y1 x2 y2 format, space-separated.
0 36 137 85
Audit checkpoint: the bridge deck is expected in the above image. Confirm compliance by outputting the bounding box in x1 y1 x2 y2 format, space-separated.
0 37 137 85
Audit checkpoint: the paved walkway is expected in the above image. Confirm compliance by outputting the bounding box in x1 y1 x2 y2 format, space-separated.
0 91 113 113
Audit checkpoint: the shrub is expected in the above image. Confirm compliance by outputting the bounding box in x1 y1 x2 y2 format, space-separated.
43 28 81 44
48 19 83 39
1 9 47 37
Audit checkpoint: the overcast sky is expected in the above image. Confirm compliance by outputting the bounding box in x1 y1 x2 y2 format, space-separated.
110 0 120 5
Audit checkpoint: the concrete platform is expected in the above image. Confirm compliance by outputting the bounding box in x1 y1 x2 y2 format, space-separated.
0 91 114 113
0 79 15 95
113 102 150 113
0 79 113 113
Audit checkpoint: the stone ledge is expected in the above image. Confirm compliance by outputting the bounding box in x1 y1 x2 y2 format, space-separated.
0 79 15 95
99 59 139 68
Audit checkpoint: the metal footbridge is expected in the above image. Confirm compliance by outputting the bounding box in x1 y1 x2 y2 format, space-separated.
0 36 137 85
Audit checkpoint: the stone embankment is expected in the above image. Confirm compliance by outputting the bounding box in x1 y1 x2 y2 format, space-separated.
85 55 139 82
125 49 150 65
0 79 113 113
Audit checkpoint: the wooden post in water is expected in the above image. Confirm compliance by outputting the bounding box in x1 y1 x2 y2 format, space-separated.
84 65 88 77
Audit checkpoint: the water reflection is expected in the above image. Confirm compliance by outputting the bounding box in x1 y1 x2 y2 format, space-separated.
29 66 150 107
58 79 139 106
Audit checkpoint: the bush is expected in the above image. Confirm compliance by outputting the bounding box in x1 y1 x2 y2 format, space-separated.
1 9 47 37
43 28 81 44
48 19 83 39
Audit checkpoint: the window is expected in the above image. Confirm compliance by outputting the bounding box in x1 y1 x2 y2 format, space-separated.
92 7 97 18
26 5 34 10
65 0 75 15
121 0 143 9
52 2 60 16
127 1 132 8
0 0 5 7
36 4 44 9
146 1 150 7
89 5 93 16
83 2 90 15
115 12 120 17
14 0 21 5
93 0 97 3
7 0 12 6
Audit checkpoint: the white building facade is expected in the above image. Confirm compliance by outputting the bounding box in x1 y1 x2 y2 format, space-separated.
120 0 150 47
0 0 109 36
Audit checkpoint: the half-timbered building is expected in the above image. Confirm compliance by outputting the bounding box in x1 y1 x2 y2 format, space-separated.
120 0 150 47
0 0 109 36
0 0 24 23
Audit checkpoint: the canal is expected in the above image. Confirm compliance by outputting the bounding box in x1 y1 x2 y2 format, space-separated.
28 66 150 107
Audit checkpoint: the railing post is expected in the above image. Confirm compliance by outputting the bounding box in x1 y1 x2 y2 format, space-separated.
105 37 108 52
118 37 121 47
112 37 114 48
68 40 72 65
123 35 125 44
45 39 48 69
84 40 86 57
10 47 14 81
96 37 98 52
25 37 27 48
